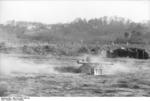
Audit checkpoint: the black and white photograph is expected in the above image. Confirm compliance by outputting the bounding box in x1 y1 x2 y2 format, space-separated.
0 0 150 98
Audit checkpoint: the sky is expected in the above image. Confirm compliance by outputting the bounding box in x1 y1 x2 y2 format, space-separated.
0 0 150 24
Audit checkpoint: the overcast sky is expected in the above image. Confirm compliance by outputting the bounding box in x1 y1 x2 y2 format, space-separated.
0 0 149 24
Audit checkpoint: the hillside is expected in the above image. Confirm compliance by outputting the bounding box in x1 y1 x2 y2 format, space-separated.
0 16 150 45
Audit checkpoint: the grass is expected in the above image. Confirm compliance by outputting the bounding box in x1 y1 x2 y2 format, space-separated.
1 52 150 96
1 70 150 96
0 82 9 96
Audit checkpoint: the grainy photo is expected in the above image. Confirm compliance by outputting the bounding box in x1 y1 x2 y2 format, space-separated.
0 0 150 97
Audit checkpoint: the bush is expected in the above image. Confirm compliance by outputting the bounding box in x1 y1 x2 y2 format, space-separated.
54 66 81 73
77 46 89 54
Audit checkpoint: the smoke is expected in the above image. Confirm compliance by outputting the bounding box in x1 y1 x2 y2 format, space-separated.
0 53 145 76
0 54 57 76
82 54 141 75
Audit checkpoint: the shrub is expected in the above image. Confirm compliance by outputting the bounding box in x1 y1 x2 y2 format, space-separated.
54 66 81 73
77 46 89 54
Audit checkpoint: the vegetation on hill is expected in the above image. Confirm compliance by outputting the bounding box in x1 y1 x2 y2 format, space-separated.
0 16 150 55
0 16 149 44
